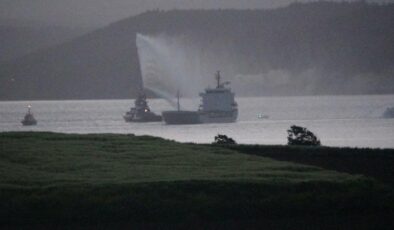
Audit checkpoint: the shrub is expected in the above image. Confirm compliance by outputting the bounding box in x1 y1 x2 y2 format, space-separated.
213 134 236 145
287 125 321 146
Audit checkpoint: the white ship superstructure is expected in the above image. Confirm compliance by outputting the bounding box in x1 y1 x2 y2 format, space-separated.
198 71 238 123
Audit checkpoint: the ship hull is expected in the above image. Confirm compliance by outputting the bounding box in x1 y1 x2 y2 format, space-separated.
162 111 201 125
198 110 238 123
124 112 162 122
21 113 37 126
162 110 237 125
21 120 37 126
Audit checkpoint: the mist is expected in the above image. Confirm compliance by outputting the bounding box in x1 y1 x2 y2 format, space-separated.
137 33 237 98
136 28 393 98
137 33 295 97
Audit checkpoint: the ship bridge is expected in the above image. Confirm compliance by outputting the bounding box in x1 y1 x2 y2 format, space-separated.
199 71 237 112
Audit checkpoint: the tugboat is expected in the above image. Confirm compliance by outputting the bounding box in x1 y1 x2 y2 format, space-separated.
21 105 37 126
162 71 238 124
123 92 162 122
383 107 394 118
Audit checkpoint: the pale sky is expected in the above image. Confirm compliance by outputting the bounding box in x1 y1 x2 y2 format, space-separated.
0 0 392 27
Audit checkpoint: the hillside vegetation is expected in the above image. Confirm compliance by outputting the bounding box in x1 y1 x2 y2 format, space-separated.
0 1 393 100
0 25 90 63
0 132 393 228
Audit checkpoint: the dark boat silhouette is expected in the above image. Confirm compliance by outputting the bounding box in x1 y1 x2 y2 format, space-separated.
21 105 37 126
124 92 162 122
383 107 394 118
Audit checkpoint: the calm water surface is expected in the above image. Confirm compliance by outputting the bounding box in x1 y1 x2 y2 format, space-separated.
1 95 394 148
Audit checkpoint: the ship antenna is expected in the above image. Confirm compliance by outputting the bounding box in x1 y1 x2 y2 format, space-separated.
216 71 221 88
176 90 180 111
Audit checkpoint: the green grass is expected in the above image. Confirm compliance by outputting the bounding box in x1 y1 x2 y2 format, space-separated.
0 132 393 227
226 144 394 186
0 132 361 187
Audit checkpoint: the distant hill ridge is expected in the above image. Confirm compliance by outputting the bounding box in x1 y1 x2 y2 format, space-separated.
0 22 92 63
1 1 393 100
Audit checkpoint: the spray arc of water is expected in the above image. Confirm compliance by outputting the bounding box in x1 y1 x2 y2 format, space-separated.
136 33 207 109
145 86 179 109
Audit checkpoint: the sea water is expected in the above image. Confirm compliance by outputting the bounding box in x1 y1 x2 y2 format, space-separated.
1 95 394 148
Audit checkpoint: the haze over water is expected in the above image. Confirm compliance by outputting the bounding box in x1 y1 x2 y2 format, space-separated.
1 95 394 148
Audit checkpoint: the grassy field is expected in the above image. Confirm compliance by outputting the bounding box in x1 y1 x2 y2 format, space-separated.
0 132 393 229
227 145 394 186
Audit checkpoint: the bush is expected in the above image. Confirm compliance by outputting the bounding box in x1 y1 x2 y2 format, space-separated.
213 134 236 145
287 125 321 146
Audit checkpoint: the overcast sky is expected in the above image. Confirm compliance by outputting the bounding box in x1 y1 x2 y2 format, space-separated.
0 0 392 27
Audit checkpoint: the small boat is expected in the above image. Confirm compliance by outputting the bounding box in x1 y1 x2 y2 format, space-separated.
21 105 37 126
383 107 394 118
124 92 162 122
257 114 269 119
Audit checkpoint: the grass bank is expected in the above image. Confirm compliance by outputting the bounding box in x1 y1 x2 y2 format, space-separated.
227 145 394 186
0 132 393 228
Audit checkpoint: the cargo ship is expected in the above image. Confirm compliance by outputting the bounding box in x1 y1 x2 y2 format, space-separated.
162 71 238 124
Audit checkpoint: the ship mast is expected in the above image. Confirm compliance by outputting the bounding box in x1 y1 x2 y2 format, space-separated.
176 90 180 111
215 71 221 88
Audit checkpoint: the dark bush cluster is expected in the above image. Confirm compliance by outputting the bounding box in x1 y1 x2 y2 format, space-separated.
213 134 236 145
287 125 321 146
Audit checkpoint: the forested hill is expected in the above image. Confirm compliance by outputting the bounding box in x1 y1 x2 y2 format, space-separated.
1 1 393 100
0 25 90 63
